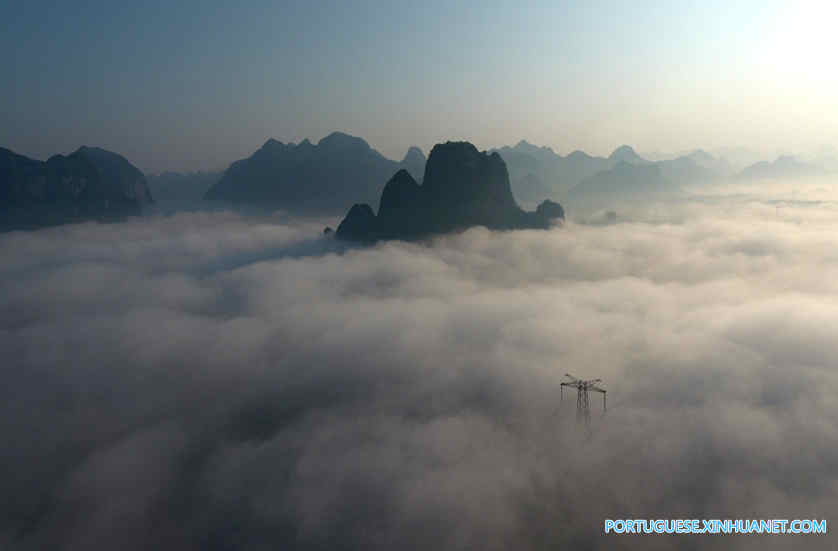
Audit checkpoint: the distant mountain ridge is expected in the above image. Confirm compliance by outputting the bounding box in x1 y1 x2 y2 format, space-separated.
335 141 564 241
400 146 426 182
6 133 834 230
609 145 650 164
0 146 152 230
491 142 654 202
493 141 737 206
491 141 599 201
738 155 826 180
564 161 679 210
205 132 426 215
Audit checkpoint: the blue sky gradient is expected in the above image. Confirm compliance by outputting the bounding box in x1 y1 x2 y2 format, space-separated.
2 1 835 172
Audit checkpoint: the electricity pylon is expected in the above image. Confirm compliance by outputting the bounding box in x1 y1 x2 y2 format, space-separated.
560 373 606 426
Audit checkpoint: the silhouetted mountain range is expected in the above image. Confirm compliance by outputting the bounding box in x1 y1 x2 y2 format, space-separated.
5 132 834 232
335 141 563 241
205 132 426 215
493 141 737 206
710 147 765 171
147 170 221 201
564 161 679 209
0 146 152 230
738 155 826 180
609 145 650 164
491 141 614 202
655 154 721 184
491 142 658 203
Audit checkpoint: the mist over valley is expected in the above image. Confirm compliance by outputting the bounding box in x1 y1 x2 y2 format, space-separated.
3 1 838 548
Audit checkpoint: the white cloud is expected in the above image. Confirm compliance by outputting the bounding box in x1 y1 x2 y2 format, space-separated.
2 186 838 549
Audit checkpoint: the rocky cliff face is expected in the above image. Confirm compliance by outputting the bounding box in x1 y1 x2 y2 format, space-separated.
335 141 564 241
376 169 423 237
335 203 378 241
422 142 516 209
74 146 153 204
0 146 152 230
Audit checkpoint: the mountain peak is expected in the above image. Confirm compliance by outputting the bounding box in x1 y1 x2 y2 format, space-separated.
402 146 425 164
336 140 562 241
378 169 421 230
317 131 371 151
256 138 287 154
72 146 143 173
609 145 643 162
335 203 378 241
511 139 557 157
1 146 153 226
738 154 823 179
567 150 593 160
205 131 400 213
687 149 714 162
414 141 518 213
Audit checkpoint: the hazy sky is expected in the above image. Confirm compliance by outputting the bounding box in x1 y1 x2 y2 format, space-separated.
2 0 836 172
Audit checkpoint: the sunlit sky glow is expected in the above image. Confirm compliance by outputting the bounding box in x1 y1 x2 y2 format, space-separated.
2 0 836 172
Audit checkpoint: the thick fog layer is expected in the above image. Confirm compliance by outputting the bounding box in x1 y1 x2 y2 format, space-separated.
2 183 838 550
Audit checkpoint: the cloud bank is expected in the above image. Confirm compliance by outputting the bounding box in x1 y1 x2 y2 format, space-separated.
2 186 838 550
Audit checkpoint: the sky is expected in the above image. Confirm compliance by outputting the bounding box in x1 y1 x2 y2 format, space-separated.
2 0 837 173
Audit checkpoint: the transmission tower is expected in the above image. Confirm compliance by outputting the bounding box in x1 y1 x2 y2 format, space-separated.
560 373 606 426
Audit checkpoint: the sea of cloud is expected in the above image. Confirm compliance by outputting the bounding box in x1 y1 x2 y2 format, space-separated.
2 182 838 550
